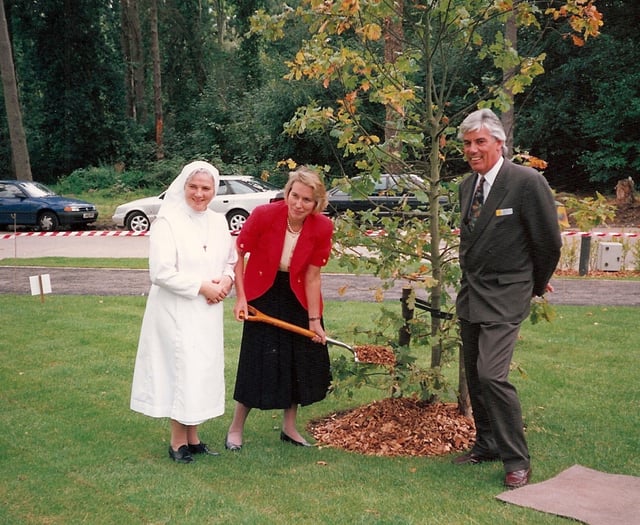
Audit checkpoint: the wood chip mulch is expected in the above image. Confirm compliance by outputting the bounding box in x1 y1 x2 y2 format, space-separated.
555 269 640 278
308 398 476 457
352 344 396 365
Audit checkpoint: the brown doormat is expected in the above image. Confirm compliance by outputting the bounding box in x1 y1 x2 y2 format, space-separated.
496 464 640 524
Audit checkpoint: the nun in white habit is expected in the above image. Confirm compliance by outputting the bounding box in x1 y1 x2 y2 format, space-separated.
130 160 237 463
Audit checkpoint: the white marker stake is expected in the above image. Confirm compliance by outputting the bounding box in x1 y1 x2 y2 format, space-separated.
29 274 52 303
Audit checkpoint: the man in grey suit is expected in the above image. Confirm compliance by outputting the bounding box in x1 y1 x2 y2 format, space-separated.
454 109 562 489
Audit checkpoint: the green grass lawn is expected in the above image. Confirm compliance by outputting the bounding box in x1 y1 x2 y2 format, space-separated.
0 257 150 269
0 295 638 524
0 256 348 274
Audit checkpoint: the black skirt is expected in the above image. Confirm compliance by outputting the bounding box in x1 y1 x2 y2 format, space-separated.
232 271 331 409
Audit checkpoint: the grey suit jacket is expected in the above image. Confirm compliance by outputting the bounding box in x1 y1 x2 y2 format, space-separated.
456 159 562 323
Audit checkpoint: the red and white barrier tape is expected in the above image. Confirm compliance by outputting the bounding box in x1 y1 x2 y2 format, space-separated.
363 228 639 238
2 229 638 241
0 230 149 240
561 231 639 238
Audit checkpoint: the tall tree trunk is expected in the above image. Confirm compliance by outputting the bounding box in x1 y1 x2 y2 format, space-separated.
121 0 146 122
150 0 164 159
502 3 517 157
120 2 134 119
383 0 403 174
0 1 32 181
213 0 226 47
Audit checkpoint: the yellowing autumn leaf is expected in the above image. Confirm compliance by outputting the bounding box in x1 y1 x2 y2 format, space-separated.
340 0 359 15
277 158 297 169
361 23 382 41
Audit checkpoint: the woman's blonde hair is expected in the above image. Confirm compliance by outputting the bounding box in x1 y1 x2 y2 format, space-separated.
284 166 328 213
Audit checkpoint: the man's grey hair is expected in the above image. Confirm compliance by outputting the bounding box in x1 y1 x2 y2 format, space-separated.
458 108 508 155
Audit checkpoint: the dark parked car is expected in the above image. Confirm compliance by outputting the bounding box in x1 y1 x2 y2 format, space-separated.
0 180 98 231
325 173 449 218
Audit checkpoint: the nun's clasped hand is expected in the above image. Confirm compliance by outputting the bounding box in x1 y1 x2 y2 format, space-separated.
201 276 233 304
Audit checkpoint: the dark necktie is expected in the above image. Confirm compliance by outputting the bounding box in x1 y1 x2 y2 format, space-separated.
468 175 485 230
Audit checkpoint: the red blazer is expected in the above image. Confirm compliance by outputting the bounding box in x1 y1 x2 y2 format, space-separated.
237 201 333 311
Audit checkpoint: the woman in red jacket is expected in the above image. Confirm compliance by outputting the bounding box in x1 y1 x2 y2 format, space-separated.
226 167 333 449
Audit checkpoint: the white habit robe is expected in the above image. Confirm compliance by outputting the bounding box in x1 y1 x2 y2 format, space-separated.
130 205 237 425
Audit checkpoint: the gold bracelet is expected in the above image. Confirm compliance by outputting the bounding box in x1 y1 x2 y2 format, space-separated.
308 316 321 321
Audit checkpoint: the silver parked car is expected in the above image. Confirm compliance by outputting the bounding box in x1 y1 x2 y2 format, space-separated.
112 175 281 233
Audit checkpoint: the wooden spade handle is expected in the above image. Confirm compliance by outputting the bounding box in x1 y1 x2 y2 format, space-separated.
241 305 355 354
242 305 317 338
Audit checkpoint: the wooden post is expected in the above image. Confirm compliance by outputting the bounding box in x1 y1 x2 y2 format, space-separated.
579 235 591 276
399 287 414 347
38 274 45 303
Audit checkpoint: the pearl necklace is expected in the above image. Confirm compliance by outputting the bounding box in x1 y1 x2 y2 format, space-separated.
287 218 302 235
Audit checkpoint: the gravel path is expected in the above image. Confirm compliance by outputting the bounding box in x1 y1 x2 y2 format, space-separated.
1 266 638 306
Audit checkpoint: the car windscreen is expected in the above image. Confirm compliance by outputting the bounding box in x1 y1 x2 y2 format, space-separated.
240 178 279 192
19 182 57 197
383 174 428 192
225 178 276 194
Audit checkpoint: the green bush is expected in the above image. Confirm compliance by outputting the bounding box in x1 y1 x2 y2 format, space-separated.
56 160 189 196
562 192 617 231
137 158 188 189
56 166 117 193
54 157 287 200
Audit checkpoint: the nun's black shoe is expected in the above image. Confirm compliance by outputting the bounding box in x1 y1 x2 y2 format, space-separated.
280 431 312 447
168 445 194 463
188 442 220 456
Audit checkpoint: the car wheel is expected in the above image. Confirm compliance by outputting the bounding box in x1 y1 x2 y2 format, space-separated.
38 211 59 232
126 211 150 232
226 209 249 231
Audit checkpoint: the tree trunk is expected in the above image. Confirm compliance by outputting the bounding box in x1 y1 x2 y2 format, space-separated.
150 0 164 159
120 2 134 119
501 4 517 157
0 1 32 181
121 0 146 122
615 177 635 205
213 0 226 47
383 0 403 174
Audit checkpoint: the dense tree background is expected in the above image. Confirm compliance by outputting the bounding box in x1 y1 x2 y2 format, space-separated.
0 0 636 192
516 0 640 192
6 0 126 177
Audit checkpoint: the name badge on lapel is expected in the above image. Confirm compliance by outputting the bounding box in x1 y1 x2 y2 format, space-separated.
495 208 513 216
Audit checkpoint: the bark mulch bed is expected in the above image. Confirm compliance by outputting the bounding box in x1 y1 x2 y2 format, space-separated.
555 269 640 279
308 397 475 457
352 344 396 366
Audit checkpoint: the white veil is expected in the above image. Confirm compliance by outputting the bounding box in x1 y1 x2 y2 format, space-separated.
157 161 220 218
